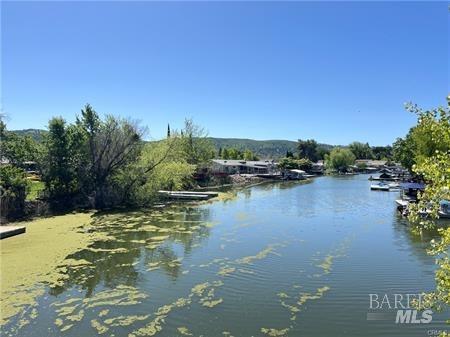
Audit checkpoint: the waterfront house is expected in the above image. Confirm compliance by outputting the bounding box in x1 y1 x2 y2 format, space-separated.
211 159 277 175
311 161 324 175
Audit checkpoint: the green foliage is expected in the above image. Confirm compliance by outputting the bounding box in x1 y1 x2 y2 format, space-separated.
277 158 299 170
316 147 330 160
403 100 450 321
209 138 334 160
78 107 144 208
40 117 84 206
129 138 196 204
39 105 144 209
11 128 47 142
26 181 45 201
297 139 320 162
393 102 449 172
371 146 393 160
324 148 355 173
348 141 374 159
393 130 417 170
277 157 312 171
0 165 29 219
180 119 215 165
220 147 259 160
0 120 42 167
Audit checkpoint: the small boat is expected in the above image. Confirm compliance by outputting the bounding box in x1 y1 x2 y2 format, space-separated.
157 190 218 200
371 183 390 191
388 182 400 190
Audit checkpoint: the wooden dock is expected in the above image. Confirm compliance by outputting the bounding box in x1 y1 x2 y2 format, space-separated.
158 190 219 200
0 226 26 239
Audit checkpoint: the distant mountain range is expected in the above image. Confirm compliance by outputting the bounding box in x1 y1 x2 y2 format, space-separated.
11 129 333 159
12 129 47 142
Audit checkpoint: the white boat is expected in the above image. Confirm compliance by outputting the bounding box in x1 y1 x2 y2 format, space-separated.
395 199 409 207
371 183 390 191
388 182 400 190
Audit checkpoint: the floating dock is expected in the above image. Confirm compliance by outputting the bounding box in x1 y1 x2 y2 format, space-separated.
0 226 26 239
158 190 219 200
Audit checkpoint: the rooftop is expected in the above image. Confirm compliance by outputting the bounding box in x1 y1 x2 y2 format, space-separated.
212 159 275 168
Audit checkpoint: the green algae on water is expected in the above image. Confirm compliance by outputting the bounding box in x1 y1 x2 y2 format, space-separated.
177 326 193 335
261 327 290 336
91 319 109 334
236 243 283 264
217 266 236 277
1 212 94 325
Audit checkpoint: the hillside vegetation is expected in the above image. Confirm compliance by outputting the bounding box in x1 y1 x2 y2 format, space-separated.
208 137 333 159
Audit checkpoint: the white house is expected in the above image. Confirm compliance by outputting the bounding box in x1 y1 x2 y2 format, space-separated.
211 159 277 175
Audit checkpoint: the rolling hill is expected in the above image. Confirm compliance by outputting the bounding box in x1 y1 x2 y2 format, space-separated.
208 138 334 159
11 129 332 159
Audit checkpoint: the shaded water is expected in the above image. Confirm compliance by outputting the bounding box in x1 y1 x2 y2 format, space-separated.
2 175 448 336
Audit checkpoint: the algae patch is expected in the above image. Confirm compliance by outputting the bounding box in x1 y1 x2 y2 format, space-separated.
1 212 94 325
261 327 290 336
236 243 283 264
177 326 193 335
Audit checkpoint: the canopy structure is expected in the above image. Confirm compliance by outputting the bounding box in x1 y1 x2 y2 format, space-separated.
400 182 425 190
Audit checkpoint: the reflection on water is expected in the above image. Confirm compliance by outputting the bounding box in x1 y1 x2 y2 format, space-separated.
2 175 448 337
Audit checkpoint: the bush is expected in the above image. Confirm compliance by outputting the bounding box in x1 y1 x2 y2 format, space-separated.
325 148 356 173
0 165 29 219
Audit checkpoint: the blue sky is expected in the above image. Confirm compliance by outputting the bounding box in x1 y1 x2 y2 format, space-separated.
2 1 448 145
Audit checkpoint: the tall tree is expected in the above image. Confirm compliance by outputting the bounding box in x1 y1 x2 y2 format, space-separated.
167 124 171 138
79 113 144 208
0 165 29 219
348 141 374 159
180 118 215 165
324 148 355 173
392 131 416 170
41 117 83 206
403 100 450 318
297 139 319 162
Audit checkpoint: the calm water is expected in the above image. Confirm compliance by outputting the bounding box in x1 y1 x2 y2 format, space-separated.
3 175 449 337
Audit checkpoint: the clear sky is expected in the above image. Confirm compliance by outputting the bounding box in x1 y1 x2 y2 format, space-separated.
2 1 448 145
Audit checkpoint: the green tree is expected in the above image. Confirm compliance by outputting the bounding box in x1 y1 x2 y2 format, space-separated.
324 148 355 173
372 146 393 160
117 137 196 205
348 141 374 159
243 149 259 161
277 157 299 170
316 147 330 160
41 117 83 207
297 139 319 162
403 101 450 323
222 148 230 160
227 148 242 160
393 134 415 170
0 120 42 167
0 165 29 219
79 112 144 208
180 118 215 165
296 158 312 171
